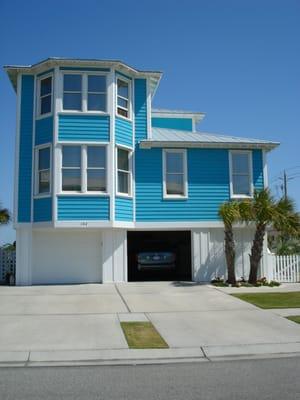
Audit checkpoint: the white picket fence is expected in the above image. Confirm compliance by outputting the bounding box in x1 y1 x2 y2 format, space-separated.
262 253 300 283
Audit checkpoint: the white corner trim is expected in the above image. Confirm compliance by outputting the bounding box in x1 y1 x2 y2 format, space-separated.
146 78 152 139
263 150 268 188
14 73 22 225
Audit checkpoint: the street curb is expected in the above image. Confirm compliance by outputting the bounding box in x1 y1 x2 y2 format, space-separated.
1 342 300 367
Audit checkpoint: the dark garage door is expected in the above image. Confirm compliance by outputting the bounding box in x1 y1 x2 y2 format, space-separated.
127 231 192 281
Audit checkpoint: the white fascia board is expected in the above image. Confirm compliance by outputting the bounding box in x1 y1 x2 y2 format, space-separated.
152 111 205 123
139 141 279 151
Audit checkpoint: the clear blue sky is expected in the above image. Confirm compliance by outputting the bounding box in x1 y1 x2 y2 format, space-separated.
1 0 299 244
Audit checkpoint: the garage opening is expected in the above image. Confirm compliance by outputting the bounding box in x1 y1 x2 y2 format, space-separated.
127 231 192 282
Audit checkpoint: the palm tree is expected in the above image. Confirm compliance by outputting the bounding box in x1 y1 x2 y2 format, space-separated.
239 190 300 284
219 201 241 284
0 206 10 225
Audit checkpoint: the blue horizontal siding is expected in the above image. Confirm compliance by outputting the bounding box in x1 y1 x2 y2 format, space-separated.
33 197 52 222
115 197 133 221
57 196 110 220
134 79 147 143
253 149 264 190
115 117 133 147
152 117 193 131
58 115 110 142
135 148 230 221
35 116 53 145
18 75 34 222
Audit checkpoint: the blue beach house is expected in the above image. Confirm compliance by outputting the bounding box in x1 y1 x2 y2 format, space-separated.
4 58 278 285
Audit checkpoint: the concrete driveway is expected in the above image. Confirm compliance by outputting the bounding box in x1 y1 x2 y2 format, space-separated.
0 282 299 352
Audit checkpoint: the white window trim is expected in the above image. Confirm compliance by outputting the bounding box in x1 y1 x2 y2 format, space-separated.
34 143 52 198
116 76 132 121
60 71 109 114
116 146 133 198
163 149 188 199
60 144 108 194
36 73 53 119
229 150 254 199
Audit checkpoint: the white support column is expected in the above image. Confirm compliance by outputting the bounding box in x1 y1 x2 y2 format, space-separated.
16 226 32 285
102 229 127 282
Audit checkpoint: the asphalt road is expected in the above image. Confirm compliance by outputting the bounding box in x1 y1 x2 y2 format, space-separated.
1 357 300 400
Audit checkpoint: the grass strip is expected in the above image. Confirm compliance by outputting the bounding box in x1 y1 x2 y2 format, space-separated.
121 322 169 349
286 316 300 324
232 292 300 309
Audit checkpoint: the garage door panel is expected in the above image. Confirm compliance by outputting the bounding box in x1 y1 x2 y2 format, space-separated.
32 231 102 284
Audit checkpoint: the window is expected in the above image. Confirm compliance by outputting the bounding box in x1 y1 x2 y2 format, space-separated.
38 76 52 116
87 146 106 191
116 78 130 118
36 146 51 195
163 149 187 198
117 148 131 195
230 151 252 197
88 75 106 111
61 145 106 193
63 74 82 111
62 146 81 191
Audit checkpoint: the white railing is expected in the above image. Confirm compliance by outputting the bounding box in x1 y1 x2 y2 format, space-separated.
262 253 300 283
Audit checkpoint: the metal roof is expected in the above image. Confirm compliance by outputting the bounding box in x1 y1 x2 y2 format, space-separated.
4 57 162 96
140 128 279 151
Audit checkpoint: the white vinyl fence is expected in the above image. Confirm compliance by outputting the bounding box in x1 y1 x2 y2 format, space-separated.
262 253 300 283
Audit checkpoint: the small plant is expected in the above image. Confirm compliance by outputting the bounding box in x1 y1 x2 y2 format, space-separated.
211 277 229 287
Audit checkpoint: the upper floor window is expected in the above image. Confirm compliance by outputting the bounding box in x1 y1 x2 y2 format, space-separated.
116 78 130 119
63 74 82 111
62 73 107 112
61 145 106 193
35 145 51 195
117 148 131 195
163 149 187 198
230 151 253 197
38 76 52 116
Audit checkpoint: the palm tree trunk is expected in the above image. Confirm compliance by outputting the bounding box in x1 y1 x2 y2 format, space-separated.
248 223 266 284
224 226 236 284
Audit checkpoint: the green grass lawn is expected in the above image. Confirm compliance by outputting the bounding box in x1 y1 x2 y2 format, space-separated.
120 322 169 349
232 292 300 309
286 316 300 324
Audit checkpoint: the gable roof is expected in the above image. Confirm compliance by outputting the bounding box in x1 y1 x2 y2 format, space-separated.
140 127 279 151
4 57 162 96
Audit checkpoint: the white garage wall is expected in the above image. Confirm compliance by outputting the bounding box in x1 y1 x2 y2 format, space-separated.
192 227 256 282
31 230 102 284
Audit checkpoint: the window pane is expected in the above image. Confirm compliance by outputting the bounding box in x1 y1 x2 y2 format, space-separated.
41 95 51 114
64 74 82 91
117 79 128 98
117 107 128 118
38 147 50 170
87 170 106 191
118 149 129 171
62 169 81 191
232 153 249 174
88 146 106 168
117 97 128 109
40 77 52 96
39 170 50 193
63 93 82 110
88 75 106 92
166 174 184 195
62 146 81 168
88 93 106 111
118 171 129 194
166 152 183 173
233 174 250 195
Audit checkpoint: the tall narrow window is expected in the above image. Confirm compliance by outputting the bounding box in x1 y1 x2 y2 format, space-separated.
62 146 81 191
116 78 130 118
39 76 52 116
230 151 252 197
117 148 131 195
164 150 187 198
87 146 106 191
63 74 82 111
36 146 51 194
88 75 106 111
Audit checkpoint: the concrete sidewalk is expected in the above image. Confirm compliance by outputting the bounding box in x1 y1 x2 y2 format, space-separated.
0 282 299 366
